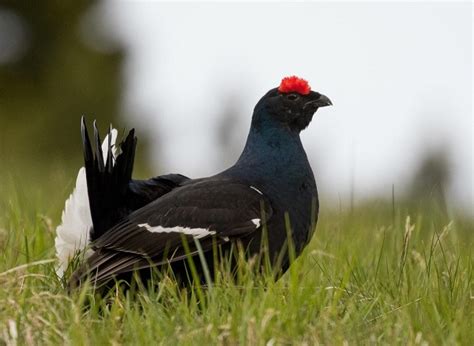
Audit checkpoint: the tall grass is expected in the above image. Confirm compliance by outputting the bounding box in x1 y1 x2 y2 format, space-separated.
0 177 472 345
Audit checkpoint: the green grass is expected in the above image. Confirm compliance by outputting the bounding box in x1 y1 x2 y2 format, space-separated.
0 177 473 345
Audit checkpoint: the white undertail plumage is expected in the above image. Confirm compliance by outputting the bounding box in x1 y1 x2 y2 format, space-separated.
55 128 118 276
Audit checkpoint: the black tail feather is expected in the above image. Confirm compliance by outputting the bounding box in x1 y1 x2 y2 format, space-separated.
81 117 93 164
106 125 113 173
81 116 137 241
93 120 105 172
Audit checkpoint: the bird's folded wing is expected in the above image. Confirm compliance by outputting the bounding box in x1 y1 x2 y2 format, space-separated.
72 179 272 286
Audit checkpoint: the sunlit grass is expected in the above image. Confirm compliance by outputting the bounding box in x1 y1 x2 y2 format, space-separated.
0 176 472 345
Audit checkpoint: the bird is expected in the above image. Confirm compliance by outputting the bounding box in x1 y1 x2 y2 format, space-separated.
55 76 332 290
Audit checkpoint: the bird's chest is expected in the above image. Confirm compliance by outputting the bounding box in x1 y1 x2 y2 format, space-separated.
262 169 317 242
272 176 316 220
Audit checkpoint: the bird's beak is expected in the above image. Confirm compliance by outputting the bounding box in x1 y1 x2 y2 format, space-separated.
304 92 333 109
316 94 333 107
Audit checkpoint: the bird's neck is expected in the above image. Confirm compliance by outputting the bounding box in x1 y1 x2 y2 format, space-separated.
230 115 312 182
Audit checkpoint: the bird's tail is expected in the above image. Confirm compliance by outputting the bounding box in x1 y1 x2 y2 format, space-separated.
55 123 119 276
81 117 137 241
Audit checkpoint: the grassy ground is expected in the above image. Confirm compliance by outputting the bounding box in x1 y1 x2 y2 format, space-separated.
0 176 472 345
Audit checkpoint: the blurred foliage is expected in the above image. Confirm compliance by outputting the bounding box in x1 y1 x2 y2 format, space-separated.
0 0 124 175
409 150 448 200
407 148 451 216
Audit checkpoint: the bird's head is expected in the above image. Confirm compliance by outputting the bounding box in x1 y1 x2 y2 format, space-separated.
253 76 332 133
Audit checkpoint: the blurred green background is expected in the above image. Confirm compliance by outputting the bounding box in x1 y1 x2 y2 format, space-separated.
0 1 153 196
0 0 122 166
0 0 156 223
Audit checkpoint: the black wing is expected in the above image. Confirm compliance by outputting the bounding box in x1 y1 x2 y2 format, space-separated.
126 174 190 216
71 179 272 287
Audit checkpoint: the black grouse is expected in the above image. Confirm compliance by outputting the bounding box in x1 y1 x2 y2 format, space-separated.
63 76 332 289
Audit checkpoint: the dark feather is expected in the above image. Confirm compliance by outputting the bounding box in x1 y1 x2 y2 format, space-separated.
70 179 272 287
80 117 190 241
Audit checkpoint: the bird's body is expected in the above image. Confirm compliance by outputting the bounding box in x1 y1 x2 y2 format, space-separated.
56 76 331 289
223 119 318 261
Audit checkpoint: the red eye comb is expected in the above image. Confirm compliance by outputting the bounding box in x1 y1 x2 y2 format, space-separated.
278 76 311 95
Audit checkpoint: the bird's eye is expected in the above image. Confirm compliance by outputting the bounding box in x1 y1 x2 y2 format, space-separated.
286 94 299 101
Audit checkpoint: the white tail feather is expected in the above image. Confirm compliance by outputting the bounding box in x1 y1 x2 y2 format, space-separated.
55 128 118 276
